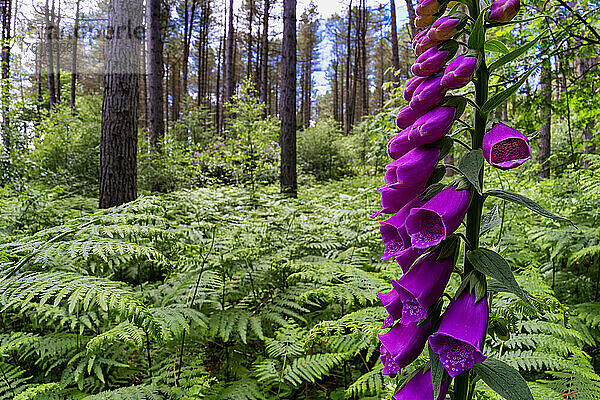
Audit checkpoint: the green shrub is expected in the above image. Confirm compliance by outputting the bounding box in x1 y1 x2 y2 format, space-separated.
298 118 349 181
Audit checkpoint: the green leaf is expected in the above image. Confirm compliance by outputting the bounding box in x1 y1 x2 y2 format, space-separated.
467 249 535 310
489 31 547 73
473 358 534 400
480 204 500 235
481 67 537 115
458 150 484 194
485 39 510 54
468 12 486 50
429 345 446 400
485 189 573 225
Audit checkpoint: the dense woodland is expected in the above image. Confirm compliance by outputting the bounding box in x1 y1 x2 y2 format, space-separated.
0 0 598 398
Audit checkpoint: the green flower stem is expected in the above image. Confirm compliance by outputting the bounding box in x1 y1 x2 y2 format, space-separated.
454 2 489 400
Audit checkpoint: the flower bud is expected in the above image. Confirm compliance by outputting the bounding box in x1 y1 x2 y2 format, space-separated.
483 123 532 170
388 128 416 160
415 15 436 28
414 34 439 56
489 0 520 22
427 15 466 41
396 105 426 129
378 320 431 372
441 54 478 89
416 0 440 17
393 368 449 400
404 76 427 102
410 76 447 112
411 41 457 77
408 106 456 146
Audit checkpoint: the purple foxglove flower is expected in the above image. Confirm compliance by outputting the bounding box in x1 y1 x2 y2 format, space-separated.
392 252 453 324
378 289 404 329
489 0 520 22
483 123 532 170
404 76 427 102
415 15 436 28
427 16 463 41
380 197 426 260
388 128 416 160
380 344 402 375
429 290 488 377
374 183 424 217
378 320 431 371
410 76 447 112
405 186 471 248
408 106 456 146
442 55 478 89
411 46 450 77
384 146 441 186
414 34 439 57
416 0 440 17
396 246 425 273
392 368 449 400
396 105 427 129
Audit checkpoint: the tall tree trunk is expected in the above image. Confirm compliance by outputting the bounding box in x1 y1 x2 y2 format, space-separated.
216 34 223 134
333 60 339 122
225 0 235 102
259 0 269 109
538 52 552 179
55 0 61 103
360 0 368 117
1 0 12 151
404 0 418 38
344 0 352 135
147 0 164 152
390 0 400 81
280 0 297 195
182 0 196 101
70 0 80 113
99 0 142 209
577 51 596 157
44 0 56 108
247 0 254 79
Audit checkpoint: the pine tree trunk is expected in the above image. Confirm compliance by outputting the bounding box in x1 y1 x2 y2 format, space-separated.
45 0 56 108
259 0 269 109
404 0 418 38
344 0 352 135
538 54 551 178
55 0 61 103
1 0 12 151
280 0 297 195
390 0 400 81
225 0 235 102
182 0 196 101
99 0 142 209
147 0 164 152
360 0 368 117
247 0 254 79
70 0 80 114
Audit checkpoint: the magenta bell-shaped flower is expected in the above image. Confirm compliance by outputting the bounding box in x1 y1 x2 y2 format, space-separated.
404 76 427 102
396 105 427 129
392 368 449 400
414 34 439 57
408 106 456 146
483 123 532 170
380 344 402 375
396 247 425 273
429 290 488 377
378 289 404 329
405 185 471 248
384 146 441 186
378 320 431 371
410 76 447 112
374 184 424 217
428 15 464 41
442 55 478 89
489 0 520 22
416 0 440 17
392 252 453 324
412 46 450 77
388 128 416 160
380 197 427 260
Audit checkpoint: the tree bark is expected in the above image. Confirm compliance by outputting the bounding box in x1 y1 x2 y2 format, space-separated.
99 0 142 209
247 0 254 79
404 0 418 38
344 0 352 135
225 0 235 102
280 0 297 195
538 52 551 179
360 0 368 117
147 0 164 152
70 0 80 114
55 0 61 103
1 0 12 151
259 0 270 109
44 0 56 108
390 0 400 81
182 0 196 101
